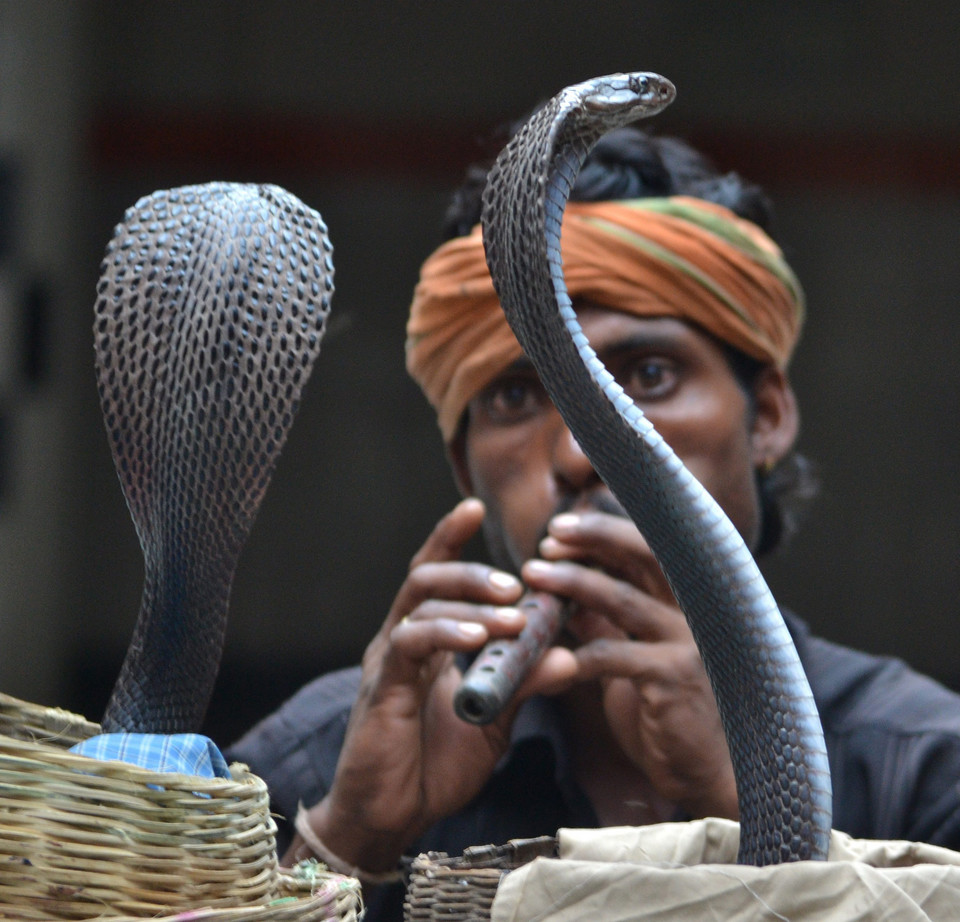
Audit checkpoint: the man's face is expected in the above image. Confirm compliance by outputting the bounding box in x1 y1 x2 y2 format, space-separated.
452 305 789 572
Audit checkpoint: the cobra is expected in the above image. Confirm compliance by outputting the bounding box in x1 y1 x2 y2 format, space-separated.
94 182 332 734
480 72 833 865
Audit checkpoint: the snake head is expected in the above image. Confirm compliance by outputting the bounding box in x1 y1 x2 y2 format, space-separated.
579 72 676 116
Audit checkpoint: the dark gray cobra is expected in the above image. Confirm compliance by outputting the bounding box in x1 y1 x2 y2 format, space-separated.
94 182 332 734
479 72 833 865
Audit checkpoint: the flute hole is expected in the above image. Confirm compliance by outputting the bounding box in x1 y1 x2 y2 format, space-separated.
458 695 487 722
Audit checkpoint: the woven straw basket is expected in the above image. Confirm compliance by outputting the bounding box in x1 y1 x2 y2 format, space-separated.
0 693 361 921
404 837 556 922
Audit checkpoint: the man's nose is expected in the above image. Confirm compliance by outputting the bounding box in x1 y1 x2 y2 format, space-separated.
550 417 600 494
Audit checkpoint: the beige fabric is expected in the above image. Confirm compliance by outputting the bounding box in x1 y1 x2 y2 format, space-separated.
491 819 960 921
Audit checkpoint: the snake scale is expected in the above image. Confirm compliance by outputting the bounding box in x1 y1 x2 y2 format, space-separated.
94 182 332 734
480 73 833 864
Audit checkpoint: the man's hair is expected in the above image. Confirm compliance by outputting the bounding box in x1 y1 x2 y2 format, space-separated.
441 125 817 556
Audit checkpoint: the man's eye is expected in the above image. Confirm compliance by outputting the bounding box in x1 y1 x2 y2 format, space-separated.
620 357 677 400
479 376 544 422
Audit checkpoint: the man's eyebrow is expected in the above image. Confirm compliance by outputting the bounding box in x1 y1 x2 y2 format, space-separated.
601 331 685 357
471 354 538 401
489 329 686 383
498 354 536 375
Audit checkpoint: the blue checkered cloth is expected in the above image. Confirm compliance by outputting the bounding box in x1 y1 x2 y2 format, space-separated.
69 733 231 778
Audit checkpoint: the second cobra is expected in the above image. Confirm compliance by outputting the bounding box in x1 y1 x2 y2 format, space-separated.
477 72 833 865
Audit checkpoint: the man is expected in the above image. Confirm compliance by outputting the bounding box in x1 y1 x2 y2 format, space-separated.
227 126 960 919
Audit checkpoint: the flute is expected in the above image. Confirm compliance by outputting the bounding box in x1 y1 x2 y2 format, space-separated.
453 591 571 725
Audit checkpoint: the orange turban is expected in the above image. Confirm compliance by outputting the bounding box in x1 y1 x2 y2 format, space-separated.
406 196 805 442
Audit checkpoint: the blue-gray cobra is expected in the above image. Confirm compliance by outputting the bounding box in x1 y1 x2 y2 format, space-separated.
479 72 833 865
94 183 332 734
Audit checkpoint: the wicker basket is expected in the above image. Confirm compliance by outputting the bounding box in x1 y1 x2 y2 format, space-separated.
404 836 557 922
91 862 364 922
0 693 361 921
0 693 102 747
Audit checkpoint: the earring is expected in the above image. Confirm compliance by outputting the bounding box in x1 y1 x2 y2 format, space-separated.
760 457 777 475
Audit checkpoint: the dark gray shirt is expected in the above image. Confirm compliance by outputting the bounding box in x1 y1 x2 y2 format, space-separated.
227 613 960 920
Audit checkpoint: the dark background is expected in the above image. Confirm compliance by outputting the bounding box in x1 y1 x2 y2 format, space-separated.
0 2 957 745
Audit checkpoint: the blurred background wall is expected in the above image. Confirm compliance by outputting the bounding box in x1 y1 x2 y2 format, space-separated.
0 0 957 744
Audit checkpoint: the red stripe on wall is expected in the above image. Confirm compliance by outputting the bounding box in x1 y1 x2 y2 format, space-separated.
89 107 500 180
686 128 960 193
90 107 960 192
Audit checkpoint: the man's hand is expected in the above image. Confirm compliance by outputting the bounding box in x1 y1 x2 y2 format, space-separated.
523 508 739 822
288 499 556 872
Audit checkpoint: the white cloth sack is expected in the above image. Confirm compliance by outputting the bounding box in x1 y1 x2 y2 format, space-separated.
492 818 960 921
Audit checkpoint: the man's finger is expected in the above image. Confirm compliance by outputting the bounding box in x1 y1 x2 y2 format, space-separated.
409 498 486 568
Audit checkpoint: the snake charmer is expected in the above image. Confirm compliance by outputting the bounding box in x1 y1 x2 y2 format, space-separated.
228 107 960 922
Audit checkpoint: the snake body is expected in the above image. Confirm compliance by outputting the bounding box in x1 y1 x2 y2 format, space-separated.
480 73 832 864
94 183 332 734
